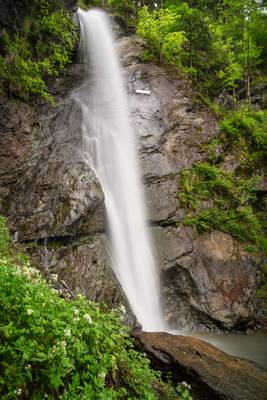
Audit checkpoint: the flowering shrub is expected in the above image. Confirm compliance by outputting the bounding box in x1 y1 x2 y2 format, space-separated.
0 217 187 399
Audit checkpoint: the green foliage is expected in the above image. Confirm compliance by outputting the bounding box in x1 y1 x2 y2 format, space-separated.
176 382 193 400
220 110 267 166
0 218 186 400
78 0 104 8
137 7 185 65
0 216 11 257
179 162 266 253
106 0 137 28
134 1 267 102
202 138 223 164
0 0 77 102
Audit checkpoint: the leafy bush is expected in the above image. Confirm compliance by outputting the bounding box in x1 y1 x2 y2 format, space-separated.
137 7 185 65
179 162 266 253
0 217 183 399
220 110 267 166
0 0 77 102
176 382 192 400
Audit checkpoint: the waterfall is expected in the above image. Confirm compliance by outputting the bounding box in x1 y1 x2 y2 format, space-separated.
76 8 166 331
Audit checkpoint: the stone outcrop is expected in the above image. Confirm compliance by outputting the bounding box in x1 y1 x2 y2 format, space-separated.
118 35 263 330
135 332 267 400
152 226 259 330
0 63 129 314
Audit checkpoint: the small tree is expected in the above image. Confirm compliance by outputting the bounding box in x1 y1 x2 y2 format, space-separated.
137 6 184 63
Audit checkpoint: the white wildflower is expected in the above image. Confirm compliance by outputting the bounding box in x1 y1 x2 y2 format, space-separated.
119 305 126 314
73 308 79 315
60 340 67 354
64 328 71 337
99 371 106 380
16 388 22 396
26 309 33 315
50 273 58 282
83 314 93 324
181 381 191 388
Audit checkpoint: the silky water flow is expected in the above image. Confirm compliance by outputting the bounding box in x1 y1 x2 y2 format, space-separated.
75 8 167 331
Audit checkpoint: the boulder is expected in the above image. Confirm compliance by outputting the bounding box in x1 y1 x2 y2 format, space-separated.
155 227 260 330
135 331 267 400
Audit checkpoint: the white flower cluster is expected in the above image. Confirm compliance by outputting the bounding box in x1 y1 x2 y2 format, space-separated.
20 264 41 281
181 381 191 389
98 371 106 381
83 314 93 324
119 305 126 314
50 273 58 283
64 327 71 337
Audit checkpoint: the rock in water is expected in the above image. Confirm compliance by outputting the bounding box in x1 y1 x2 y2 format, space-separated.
135 332 267 400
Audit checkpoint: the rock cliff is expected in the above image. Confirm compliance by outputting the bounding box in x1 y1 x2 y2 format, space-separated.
0 25 264 331
119 35 262 331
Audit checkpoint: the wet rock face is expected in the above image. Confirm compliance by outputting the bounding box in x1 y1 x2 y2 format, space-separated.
118 35 261 331
1 81 105 241
31 234 128 310
119 37 220 229
0 63 128 315
135 332 267 400
155 227 259 330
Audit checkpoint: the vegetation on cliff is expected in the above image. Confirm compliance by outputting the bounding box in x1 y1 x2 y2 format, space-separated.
179 110 267 255
104 0 266 303
0 0 77 102
106 0 267 106
0 216 190 399
104 0 267 259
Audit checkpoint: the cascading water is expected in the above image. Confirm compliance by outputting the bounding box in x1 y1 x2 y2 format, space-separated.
75 8 166 331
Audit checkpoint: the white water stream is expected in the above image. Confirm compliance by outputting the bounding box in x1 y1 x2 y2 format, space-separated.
76 8 166 331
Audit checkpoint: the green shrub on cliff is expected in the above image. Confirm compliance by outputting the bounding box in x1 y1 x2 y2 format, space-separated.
0 0 77 102
220 110 267 167
0 217 182 400
137 6 185 66
179 162 266 254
